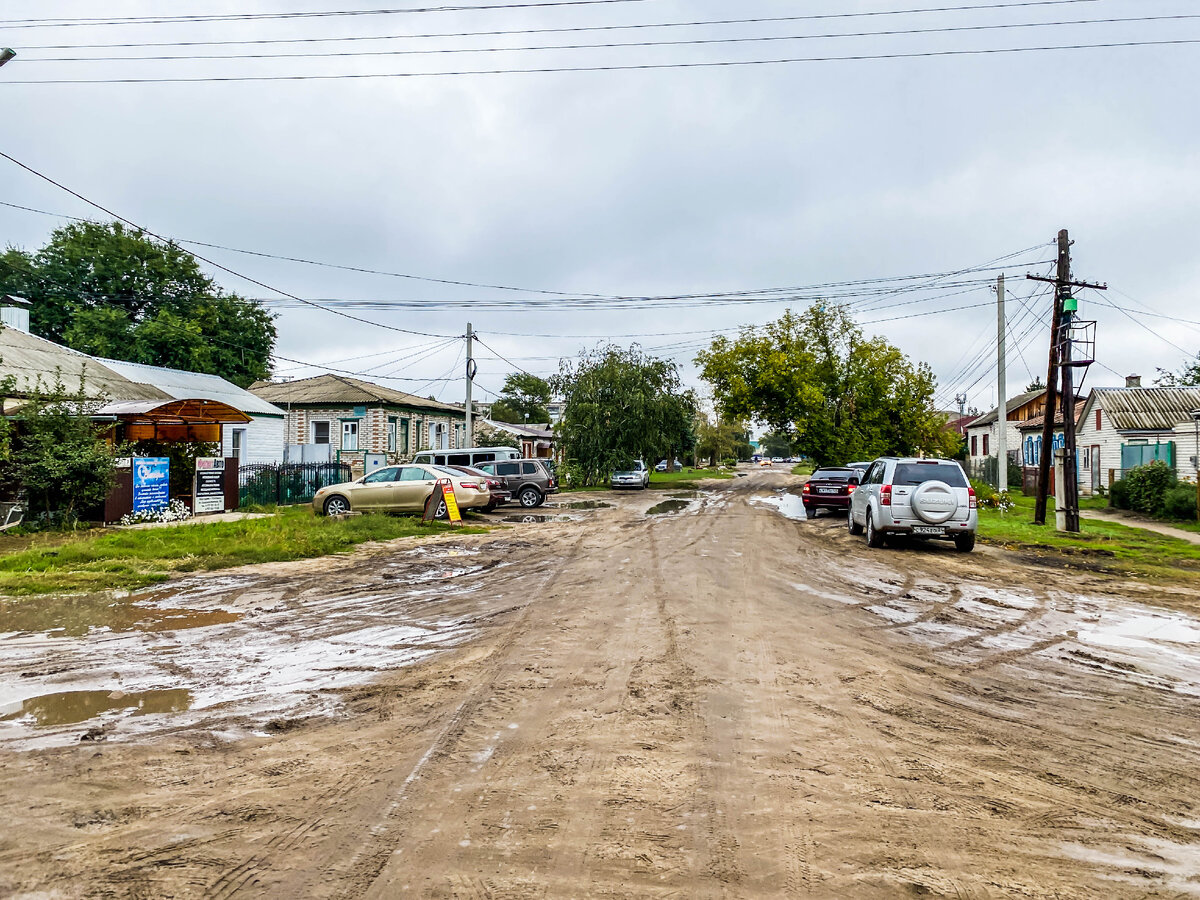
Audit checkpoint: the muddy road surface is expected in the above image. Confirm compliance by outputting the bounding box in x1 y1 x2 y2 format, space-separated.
2 469 1200 898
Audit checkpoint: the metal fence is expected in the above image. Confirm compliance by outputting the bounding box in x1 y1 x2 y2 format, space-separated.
238 462 353 508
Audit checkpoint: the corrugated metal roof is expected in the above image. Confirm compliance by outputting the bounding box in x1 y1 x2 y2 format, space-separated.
1093 386 1200 432
965 389 1045 427
0 326 170 402
98 357 284 418
249 373 464 415
480 418 554 440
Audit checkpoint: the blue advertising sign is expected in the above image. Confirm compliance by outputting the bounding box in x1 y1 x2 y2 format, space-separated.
132 457 170 513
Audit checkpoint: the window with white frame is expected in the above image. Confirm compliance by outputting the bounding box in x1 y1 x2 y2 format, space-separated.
342 420 359 451
387 419 397 453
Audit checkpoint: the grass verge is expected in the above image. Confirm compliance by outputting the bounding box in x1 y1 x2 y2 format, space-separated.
978 493 1200 579
0 506 486 596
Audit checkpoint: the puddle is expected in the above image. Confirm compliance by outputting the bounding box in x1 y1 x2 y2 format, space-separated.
0 689 193 727
500 514 579 524
0 595 242 638
646 500 692 515
668 492 700 499
754 493 808 521
561 500 613 510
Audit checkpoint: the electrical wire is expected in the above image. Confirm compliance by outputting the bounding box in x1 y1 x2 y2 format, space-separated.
6 39 1197 84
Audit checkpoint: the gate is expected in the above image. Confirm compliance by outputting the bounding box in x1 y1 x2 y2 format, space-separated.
238 462 353 508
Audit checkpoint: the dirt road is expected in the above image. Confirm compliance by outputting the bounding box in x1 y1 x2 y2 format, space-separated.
2 470 1200 898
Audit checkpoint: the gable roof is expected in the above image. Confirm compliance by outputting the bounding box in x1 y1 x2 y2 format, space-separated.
0 325 170 402
98 357 284 417
249 373 463 415
965 389 1045 428
1084 386 1200 432
480 418 554 440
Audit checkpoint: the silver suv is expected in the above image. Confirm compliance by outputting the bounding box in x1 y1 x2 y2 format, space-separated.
848 457 977 552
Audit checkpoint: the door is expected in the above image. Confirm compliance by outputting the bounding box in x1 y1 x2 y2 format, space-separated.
394 465 439 512
353 466 401 510
1091 445 1101 491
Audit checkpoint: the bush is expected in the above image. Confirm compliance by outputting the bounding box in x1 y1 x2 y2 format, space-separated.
1109 477 1130 510
970 479 1014 511
1123 460 1177 515
1162 484 1197 520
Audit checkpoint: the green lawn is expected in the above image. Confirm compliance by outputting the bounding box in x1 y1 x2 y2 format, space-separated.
0 506 485 596
791 462 815 477
978 493 1200 579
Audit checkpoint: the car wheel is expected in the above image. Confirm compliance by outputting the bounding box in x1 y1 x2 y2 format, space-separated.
323 495 350 516
954 532 976 553
435 499 448 519
847 510 863 535
865 511 885 548
519 486 542 508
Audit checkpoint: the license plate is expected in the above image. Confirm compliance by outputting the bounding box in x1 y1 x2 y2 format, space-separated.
817 488 838 494
912 526 946 536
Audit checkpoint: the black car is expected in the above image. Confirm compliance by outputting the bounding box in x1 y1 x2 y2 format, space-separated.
802 466 861 516
446 465 510 512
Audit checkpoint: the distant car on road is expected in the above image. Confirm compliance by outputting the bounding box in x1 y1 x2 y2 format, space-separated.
478 458 558 508
848 457 977 552
802 467 861 516
655 459 683 472
313 464 491 517
611 459 650 489
758 459 774 467
771 456 784 464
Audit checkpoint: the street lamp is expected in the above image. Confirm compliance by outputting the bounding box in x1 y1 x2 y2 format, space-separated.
0 49 16 68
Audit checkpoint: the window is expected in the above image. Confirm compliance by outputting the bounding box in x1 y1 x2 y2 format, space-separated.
387 419 397 453
313 421 330 445
400 466 433 482
342 420 359 451
496 462 520 477
894 462 968 488
231 428 246 459
983 434 990 456
363 467 399 483
522 462 540 475
448 453 470 465
971 435 978 456
400 419 410 455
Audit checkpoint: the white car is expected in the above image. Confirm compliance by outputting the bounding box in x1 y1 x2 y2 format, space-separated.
611 459 650 489
848 457 977 551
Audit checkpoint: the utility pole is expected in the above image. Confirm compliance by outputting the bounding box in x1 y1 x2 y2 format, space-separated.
464 323 475 448
996 273 1008 493
1028 230 1106 531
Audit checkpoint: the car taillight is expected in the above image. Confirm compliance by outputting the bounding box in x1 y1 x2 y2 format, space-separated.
881 484 892 506
968 487 977 509
802 483 811 494
459 481 481 490
846 484 857 493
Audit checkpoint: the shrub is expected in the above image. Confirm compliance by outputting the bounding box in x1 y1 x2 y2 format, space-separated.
1109 477 1130 510
1123 460 1176 515
1162 484 1197 520
970 479 1014 511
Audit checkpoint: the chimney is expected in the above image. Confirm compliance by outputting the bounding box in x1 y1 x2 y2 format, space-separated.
0 295 30 333
1125 374 1142 389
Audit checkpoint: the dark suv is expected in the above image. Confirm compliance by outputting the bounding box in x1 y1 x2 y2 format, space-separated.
478 458 558 509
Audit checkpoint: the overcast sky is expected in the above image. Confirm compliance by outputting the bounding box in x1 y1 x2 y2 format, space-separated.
2 0 1198 419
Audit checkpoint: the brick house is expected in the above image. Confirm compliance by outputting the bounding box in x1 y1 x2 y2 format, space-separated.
249 374 467 472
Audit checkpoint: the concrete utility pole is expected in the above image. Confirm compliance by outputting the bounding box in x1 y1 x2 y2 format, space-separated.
996 273 1008 493
1028 230 1106 531
464 323 475 448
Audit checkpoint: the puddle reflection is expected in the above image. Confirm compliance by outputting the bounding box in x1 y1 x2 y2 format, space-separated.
1 689 193 727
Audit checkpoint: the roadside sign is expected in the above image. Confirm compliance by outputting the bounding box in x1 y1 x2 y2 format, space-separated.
132 457 170 513
422 478 463 525
193 457 226 514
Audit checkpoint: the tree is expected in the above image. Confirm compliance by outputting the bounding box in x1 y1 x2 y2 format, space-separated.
695 414 751 466
696 304 959 466
1155 352 1200 387
759 430 795 459
551 345 696 485
2 373 120 524
0 221 276 387
489 373 552 424
1025 376 1046 393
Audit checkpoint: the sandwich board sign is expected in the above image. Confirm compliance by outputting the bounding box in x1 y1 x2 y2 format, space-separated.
132 457 170 513
422 478 462 525
193 457 226 514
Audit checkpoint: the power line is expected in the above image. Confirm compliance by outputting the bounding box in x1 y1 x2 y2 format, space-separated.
5 39 1197 84
23 15 1197 64
0 0 1106 30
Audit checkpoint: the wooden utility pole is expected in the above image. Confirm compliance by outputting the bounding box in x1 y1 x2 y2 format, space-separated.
995 273 1008 493
1028 230 1106 531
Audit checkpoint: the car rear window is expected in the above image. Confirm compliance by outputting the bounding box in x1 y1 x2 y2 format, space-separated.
812 469 854 481
893 463 967 487
522 462 541 475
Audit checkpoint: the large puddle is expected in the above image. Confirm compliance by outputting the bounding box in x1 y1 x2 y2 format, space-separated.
646 500 692 515
754 493 808 521
1 689 193 727
0 594 242 638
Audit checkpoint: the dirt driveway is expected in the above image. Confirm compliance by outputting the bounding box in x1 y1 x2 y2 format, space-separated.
2 470 1199 898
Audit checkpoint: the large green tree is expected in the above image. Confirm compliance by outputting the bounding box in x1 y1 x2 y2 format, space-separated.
489 372 552 424
0 221 276 387
552 345 696 485
696 304 958 466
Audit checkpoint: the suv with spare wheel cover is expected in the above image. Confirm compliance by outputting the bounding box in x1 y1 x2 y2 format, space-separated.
848 457 977 552
478 458 558 508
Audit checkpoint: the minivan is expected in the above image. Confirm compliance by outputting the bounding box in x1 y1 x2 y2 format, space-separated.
411 446 522 468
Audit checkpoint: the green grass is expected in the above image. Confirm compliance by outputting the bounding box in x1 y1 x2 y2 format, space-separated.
978 493 1200 579
0 506 485 596
791 462 814 477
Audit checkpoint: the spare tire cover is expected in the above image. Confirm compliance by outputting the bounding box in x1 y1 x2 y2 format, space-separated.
910 480 958 524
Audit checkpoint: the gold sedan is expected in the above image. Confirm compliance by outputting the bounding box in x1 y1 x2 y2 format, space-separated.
313 464 491 516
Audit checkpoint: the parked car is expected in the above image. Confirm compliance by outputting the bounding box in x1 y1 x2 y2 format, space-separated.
411 446 522 467
611 459 650 489
848 457 976 551
655 459 683 472
446 464 510 512
477 458 558 508
846 461 872 477
771 456 784 463
802 467 860 516
313 464 491 517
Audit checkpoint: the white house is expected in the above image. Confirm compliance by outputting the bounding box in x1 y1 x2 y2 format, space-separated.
964 389 1046 468
98 358 287 463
